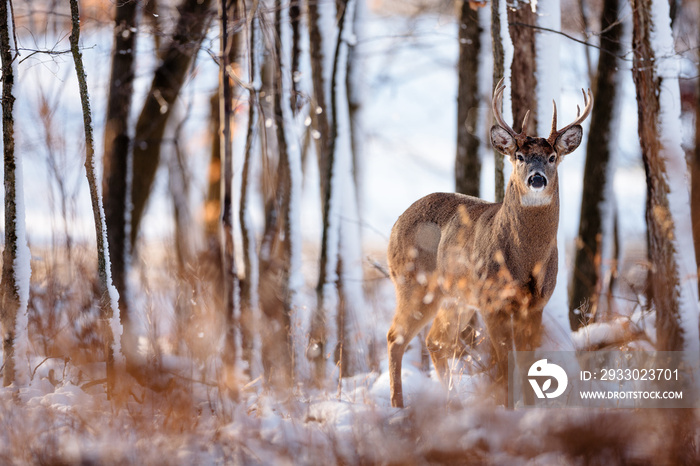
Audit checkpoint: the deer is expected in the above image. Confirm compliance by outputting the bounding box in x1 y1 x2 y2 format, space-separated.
386 79 593 408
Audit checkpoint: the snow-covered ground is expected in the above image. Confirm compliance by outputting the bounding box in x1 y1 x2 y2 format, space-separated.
0 2 694 464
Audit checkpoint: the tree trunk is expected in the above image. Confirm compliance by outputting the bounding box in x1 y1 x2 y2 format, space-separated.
69 0 124 397
340 0 367 377
455 1 482 196
144 0 161 52
219 0 240 392
569 0 623 330
507 0 537 132
264 0 299 388
289 0 302 114
0 0 18 385
103 0 138 337
0 0 28 387
346 0 364 201
205 91 222 255
130 0 214 247
310 0 351 384
576 0 594 84
238 0 262 381
257 54 279 279
631 0 699 354
633 5 700 457
168 119 194 272
692 29 700 296
314 0 366 382
491 0 505 203
307 0 333 206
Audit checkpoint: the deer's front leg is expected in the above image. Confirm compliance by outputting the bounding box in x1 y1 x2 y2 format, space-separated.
483 303 544 406
425 300 476 386
481 308 513 384
513 307 543 352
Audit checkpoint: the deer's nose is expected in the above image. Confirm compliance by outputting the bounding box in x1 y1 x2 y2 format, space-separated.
528 173 547 190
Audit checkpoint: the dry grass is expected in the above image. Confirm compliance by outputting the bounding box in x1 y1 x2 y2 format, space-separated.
0 241 696 465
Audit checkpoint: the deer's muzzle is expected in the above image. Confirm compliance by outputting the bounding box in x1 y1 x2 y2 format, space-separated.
528 173 547 190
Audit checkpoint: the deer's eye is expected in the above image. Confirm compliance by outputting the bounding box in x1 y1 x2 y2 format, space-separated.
548 155 556 163
517 154 524 162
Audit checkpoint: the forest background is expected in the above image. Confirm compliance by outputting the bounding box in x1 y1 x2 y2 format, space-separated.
0 0 699 463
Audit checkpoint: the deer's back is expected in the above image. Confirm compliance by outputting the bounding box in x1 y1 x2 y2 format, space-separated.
387 192 494 281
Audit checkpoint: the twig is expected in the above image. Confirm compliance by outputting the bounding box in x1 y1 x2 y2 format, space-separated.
16 47 77 65
81 378 107 390
510 20 700 64
161 368 221 388
367 257 390 278
242 375 262 391
31 356 51 380
509 21 625 60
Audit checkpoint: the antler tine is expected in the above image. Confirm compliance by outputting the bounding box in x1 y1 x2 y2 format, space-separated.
521 109 531 136
575 88 593 123
548 87 594 144
492 77 529 140
550 100 557 137
492 78 516 138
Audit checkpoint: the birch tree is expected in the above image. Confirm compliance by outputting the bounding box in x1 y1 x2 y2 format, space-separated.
631 0 700 354
1 0 31 387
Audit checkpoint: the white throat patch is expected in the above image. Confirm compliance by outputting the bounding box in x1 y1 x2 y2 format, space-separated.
521 191 552 207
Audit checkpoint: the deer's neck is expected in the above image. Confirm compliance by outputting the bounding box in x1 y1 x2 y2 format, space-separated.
497 178 559 266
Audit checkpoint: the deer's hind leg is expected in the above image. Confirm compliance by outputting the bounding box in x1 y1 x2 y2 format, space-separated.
387 275 441 408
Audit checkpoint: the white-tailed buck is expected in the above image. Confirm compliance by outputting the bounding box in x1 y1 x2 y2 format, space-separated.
386 79 592 407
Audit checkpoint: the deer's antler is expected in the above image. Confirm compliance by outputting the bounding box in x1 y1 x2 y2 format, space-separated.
547 88 593 145
492 77 530 144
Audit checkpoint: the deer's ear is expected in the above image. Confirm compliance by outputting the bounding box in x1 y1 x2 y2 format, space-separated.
554 125 583 156
491 125 516 155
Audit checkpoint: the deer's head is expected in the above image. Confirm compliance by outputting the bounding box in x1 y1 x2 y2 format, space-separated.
490 79 593 207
